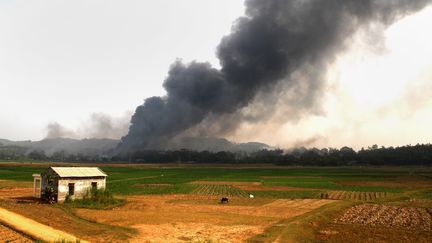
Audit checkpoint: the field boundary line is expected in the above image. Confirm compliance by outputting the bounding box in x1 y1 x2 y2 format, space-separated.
0 206 88 243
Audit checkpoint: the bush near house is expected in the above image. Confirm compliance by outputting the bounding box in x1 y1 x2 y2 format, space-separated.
64 189 125 209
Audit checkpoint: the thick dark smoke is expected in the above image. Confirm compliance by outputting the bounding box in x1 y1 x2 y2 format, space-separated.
119 0 431 152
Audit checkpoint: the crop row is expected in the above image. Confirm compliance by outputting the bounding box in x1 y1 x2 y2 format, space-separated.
335 204 432 231
192 184 249 197
323 191 394 201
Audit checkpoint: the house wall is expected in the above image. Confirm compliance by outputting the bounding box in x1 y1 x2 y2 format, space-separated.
57 177 106 202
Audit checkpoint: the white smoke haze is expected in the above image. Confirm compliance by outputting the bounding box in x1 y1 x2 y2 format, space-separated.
45 122 78 139
45 112 132 140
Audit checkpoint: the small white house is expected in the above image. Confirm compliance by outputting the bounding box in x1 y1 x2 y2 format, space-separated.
34 167 107 202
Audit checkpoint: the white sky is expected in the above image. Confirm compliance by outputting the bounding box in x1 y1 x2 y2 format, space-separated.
0 0 245 140
1 1 432 149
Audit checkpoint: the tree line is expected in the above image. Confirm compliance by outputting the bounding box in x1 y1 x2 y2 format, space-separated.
1 142 432 166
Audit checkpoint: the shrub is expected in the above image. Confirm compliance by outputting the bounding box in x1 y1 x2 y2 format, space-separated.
64 188 125 209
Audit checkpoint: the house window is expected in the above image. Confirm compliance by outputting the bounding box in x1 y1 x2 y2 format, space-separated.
68 183 75 195
91 182 97 191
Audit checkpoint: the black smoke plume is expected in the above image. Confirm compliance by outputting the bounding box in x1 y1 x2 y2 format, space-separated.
119 0 431 152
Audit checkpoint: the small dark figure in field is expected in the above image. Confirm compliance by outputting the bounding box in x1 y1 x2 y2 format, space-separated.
220 197 229 204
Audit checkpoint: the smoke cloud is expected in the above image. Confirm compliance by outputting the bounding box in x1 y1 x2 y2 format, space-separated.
45 112 131 140
120 0 432 152
45 122 78 139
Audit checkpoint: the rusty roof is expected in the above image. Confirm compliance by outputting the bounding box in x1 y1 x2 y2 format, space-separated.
50 167 107 178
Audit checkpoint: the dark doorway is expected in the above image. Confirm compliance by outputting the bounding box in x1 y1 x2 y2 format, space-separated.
92 182 97 191
68 183 75 195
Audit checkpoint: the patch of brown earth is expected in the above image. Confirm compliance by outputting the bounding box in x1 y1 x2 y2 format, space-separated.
0 224 32 243
335 204 431 231
0 187 33 200
130 223 262 243
75 195 334 241
316 223 432 243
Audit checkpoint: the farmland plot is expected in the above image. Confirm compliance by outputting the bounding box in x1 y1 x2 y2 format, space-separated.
335 204 432 231
326 191 396 201
0 224 31 243
192 184 249 197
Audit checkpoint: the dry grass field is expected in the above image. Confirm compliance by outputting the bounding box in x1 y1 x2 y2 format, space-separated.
76 195 334 242
0 163 431 242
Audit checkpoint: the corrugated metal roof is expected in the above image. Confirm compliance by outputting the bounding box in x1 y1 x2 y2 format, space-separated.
50 167 107 178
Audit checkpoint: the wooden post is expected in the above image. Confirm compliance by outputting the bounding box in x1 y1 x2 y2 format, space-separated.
33 177 36 197
32 174 41 198
39 178 42 198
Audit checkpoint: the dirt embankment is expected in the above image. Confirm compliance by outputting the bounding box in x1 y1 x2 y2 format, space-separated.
0 186 133 242
0 206 87 243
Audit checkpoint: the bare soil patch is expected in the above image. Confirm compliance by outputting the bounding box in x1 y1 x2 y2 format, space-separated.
0 187 33 200
316 223 432 243
75 195 334 241
335 204 432 231
131 223 261 243
0 223 32 243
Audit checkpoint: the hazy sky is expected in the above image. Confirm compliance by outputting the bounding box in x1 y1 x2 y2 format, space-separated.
1 1 432 149
0 0 244 140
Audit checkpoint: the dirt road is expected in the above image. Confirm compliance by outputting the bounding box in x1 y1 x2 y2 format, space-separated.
0 206 88 243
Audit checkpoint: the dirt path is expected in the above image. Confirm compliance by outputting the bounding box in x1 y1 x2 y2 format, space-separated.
0 206 88 243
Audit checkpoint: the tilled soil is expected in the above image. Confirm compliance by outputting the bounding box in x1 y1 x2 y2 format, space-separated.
327 191 394 201
337 179 432 189
0 224 32 243
335 204 432 231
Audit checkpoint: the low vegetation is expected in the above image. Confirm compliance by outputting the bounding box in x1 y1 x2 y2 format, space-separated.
64 189 125 209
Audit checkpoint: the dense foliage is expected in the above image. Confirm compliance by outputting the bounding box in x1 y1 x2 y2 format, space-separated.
1 142 432 166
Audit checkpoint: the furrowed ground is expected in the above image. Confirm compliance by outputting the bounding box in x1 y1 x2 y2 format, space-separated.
0 162 431 242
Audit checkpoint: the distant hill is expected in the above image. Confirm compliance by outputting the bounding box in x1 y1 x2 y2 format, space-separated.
0 136 273 156
0 138 119 156
167 137 274 153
